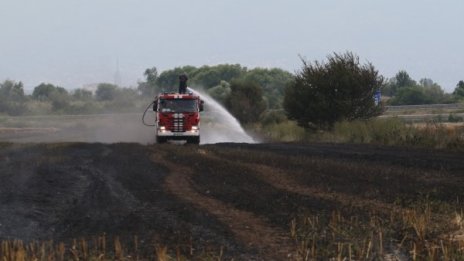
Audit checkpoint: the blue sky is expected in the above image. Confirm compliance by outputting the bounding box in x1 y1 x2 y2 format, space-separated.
0 0 463 92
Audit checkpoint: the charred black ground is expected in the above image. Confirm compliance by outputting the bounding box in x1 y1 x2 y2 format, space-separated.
0 142 463 260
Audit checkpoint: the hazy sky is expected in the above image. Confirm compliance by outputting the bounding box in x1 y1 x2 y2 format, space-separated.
0 0 463 92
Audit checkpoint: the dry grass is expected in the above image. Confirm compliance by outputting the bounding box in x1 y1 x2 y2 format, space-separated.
251 112 464 152
8 194 462 260
290 205 464 261
257 118 464 150
0 235 227 261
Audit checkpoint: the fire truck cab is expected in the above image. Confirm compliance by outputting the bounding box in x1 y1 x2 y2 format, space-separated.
153 92 203 144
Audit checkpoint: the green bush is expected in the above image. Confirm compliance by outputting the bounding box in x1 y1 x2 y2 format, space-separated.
260 110 287 126
254 120 306 142
284 52 383 130
448 113 463 123
225 80 266 124
329 118 410 144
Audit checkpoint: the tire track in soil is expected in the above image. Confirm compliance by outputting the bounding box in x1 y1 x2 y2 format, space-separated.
236 162 412 261
200 149 405 215
198 149 458 261
244 160 463 239
194 149 413 261
150 150 295 260
247 164 403 214
204 149 455 231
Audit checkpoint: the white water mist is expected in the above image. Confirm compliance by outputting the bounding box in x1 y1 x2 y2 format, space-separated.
188 88 255 144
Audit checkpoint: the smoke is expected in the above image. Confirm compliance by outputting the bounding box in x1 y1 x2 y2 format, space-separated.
0 90 256 144
0 113 156 144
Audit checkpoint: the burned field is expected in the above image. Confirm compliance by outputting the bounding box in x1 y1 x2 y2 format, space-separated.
0 142 463 260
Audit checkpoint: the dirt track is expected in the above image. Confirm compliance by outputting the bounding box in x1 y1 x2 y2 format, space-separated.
0 142 463 260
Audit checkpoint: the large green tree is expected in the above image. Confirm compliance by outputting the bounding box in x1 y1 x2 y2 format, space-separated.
453 80 464 98
0 80 26 115
419 78 452 103
207 80 231 104
32 83 70 110
382 70 417 96
95 83 118 101
0 80 25 101
389 78 452 105
389 86 430 105
156 66 197 91
395 70 416 88
33 83 60 100
192 64 246 89
225 80 266 124
284 52 383 130
242 68 294 109
138 67 159 96
72 88 93 100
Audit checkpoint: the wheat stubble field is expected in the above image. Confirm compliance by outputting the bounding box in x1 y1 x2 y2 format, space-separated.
0 141 463 260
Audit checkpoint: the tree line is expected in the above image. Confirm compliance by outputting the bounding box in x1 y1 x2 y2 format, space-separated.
0 64 293 125
382 71 462 105
0 81 142 116
1 55 463 131
139 64 293 111
284 53 463 130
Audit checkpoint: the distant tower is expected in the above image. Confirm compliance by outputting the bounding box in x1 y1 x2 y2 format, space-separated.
114 58 122 86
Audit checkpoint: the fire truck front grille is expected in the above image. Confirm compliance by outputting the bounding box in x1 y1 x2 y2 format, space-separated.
169 114 185 132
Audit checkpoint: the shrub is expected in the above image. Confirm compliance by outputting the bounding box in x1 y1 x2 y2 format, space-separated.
284 52 383 130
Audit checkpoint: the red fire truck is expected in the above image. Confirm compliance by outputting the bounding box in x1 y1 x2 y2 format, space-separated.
153 92 203 144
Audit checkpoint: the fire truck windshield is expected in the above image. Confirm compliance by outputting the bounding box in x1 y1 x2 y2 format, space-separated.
159 99 197 113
